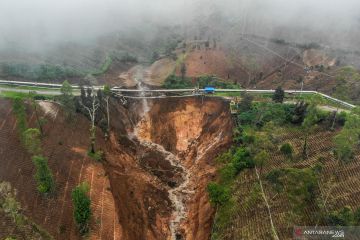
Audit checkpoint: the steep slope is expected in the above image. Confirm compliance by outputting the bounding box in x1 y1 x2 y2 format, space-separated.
0 99 121 240
134 98 233 239
0 96 233 240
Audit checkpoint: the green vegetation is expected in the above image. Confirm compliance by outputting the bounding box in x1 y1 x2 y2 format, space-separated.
28 92 47 135
237 102 295 126
1 54 117 82
23 128 42 155
118 53 138 63
302 103 321 158
210 96 358 238
196 75 240 89
1 63 82 82
12 98 55 195
209 145 257 234
72 182 91 235
162 74 240 89
266 167 319 218
280 143 293 158
59 80 75 120
0 90 54 100
272 86 284 103
334 66 360 103
334 112 360 162
90 55 113 76
87 150 104 162
32 156 55 194
0 182 53 239
12 98 27 138
325 206 360 226
207 183 230 206
163 74 193 89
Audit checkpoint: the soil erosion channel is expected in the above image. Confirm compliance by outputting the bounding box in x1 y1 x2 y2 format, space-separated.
133 67 190 239
122 70 233 239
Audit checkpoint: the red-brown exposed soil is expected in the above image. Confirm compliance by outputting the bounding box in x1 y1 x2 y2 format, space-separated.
177 50 234 80
136 97 233 239
0 99 121 240
0 96 233 240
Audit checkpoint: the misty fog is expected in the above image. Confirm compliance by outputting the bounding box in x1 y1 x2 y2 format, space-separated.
1 0 359 52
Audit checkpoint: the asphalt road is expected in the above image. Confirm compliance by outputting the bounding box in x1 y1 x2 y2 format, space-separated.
0 87 79 96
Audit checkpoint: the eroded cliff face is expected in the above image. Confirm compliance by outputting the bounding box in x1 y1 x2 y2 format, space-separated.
0 97 232 240
111 97 233 240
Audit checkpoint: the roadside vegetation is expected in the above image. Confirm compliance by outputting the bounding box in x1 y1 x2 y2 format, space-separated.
209 91 360 239
163 74 240 89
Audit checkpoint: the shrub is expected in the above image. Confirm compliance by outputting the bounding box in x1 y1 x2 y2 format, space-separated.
23 128 42 155
219 164 237 183
232 148 255 174
72 182 91 235
207 182 230 206
196 75 240 89
292 101 308 124
163 74 193 89
238 94 253 112
272 86 285 103
326 206 354 226
266 168 318 215
87 150 104 162
32 156 55 194
12 98 27 137
280 143 293 157
120 53 138 63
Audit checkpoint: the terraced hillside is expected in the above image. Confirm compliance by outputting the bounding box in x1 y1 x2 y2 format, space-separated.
215 125 360 239
0 99 121 239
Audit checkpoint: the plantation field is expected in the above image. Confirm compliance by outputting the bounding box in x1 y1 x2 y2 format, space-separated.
216 125 360 239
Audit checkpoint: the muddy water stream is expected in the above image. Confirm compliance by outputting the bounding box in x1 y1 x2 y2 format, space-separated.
138 140 190 239
131 66 191 239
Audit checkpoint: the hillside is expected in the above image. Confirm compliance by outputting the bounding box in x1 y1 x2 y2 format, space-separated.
0 95 233 240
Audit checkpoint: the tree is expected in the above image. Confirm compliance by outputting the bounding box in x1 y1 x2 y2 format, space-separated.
238 93 253 112
292 101 308 124
60 80 75 120
180 63 187 80
0 182 21 224
272 86 285 103
28 91 46 135
79 87 100 153
23 128 42 155
32 156 55 194
207 182 230 207
12 98 27 137
334 114 360 162
302 104 319 158
254 150 269 174
72 182 91 235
